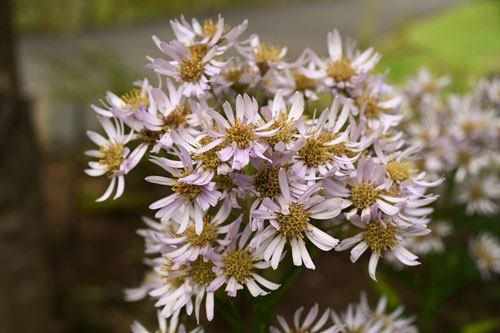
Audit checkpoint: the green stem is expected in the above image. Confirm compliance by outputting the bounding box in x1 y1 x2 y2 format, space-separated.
215 295 245 333
251 248 320 333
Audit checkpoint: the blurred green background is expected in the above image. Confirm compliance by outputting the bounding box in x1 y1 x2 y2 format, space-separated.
6 0 500 332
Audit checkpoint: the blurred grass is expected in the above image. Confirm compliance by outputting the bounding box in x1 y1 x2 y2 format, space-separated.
376 0 500 91
15 0 295 34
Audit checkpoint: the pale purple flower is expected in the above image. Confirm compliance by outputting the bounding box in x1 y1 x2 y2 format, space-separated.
271 304 339 333
236 34 288 73
291 97 357 182
207 226 280 297
147 37 229 98
146 149 221 235
85 116 148 201
470 232 500 280
335 206 427 281
457 174 500 216
404 67 450 105
156 199 242 264
353 75 403 131
170 15 247 51
137 80 203 151
302 30 380 90
324 158 403 222
196 94 279 170
251 169 343 269
147 256 216 322
259 90 305 151
405 221 451 255
131 310 203 333
92 79 152 131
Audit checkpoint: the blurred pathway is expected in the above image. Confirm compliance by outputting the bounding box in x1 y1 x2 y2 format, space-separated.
18 0 468 146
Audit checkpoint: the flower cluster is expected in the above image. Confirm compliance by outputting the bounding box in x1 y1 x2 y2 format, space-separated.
402 70 500 279
85 15 442 328
403 70 500 217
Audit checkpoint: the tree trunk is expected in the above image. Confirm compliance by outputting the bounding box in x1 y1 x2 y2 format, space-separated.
0 0 51 332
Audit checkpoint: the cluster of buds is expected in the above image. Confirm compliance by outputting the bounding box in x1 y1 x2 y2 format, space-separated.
85 15 442 328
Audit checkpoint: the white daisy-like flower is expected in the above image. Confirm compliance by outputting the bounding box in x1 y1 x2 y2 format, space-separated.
156 199 242 264
251 169 344 269
131 310 203 333
446 142 490 183
303 29 380 90
137 80 202 150
324 158 404 222
358 293 418 333
236 34 288 73
353 75 403 131
196 94 279 170
268 49 319 101
291 98 359 182
92 79 152 131
146 149 221 235
170 15 247 52
207 226 280 297
85 116 148 201
456 174 500 216
405 67 450 104
405 221 452 255
147 37 229 98
147 255 216 322
470 232 500 280
271 304 339 333
259 90 305 151
335 206 428 281
331 301 384 333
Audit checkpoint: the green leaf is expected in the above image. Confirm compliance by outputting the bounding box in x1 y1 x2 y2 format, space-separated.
370 270 401 310
462 318 500 333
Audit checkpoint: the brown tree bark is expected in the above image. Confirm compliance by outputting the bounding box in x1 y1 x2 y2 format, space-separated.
0 0 51 332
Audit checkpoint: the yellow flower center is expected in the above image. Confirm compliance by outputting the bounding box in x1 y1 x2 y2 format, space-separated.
185 215 218 247
172 173 203 203
253 165 283 199
255 43 285 72
263 113 294 145
351 183 380 209
225 119 256 149
99 143 125 176
224 65 251 91
179 45 208 83
470 186 485 199
195 136 224 171
387 160 416 182
203 19 231 40
188 257 216 285
363 220 400 255
457 151 471 165
276 204 311 239
356 96 384 119
121 88 149 110
327 59 355 82
163 104 190 131
138 128 162 146
298 133 340 167
224 250 255 283
293 69 316 91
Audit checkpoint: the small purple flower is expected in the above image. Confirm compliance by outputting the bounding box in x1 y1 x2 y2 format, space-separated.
146 149 221 235
85 116 148 201
251 169 343 269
